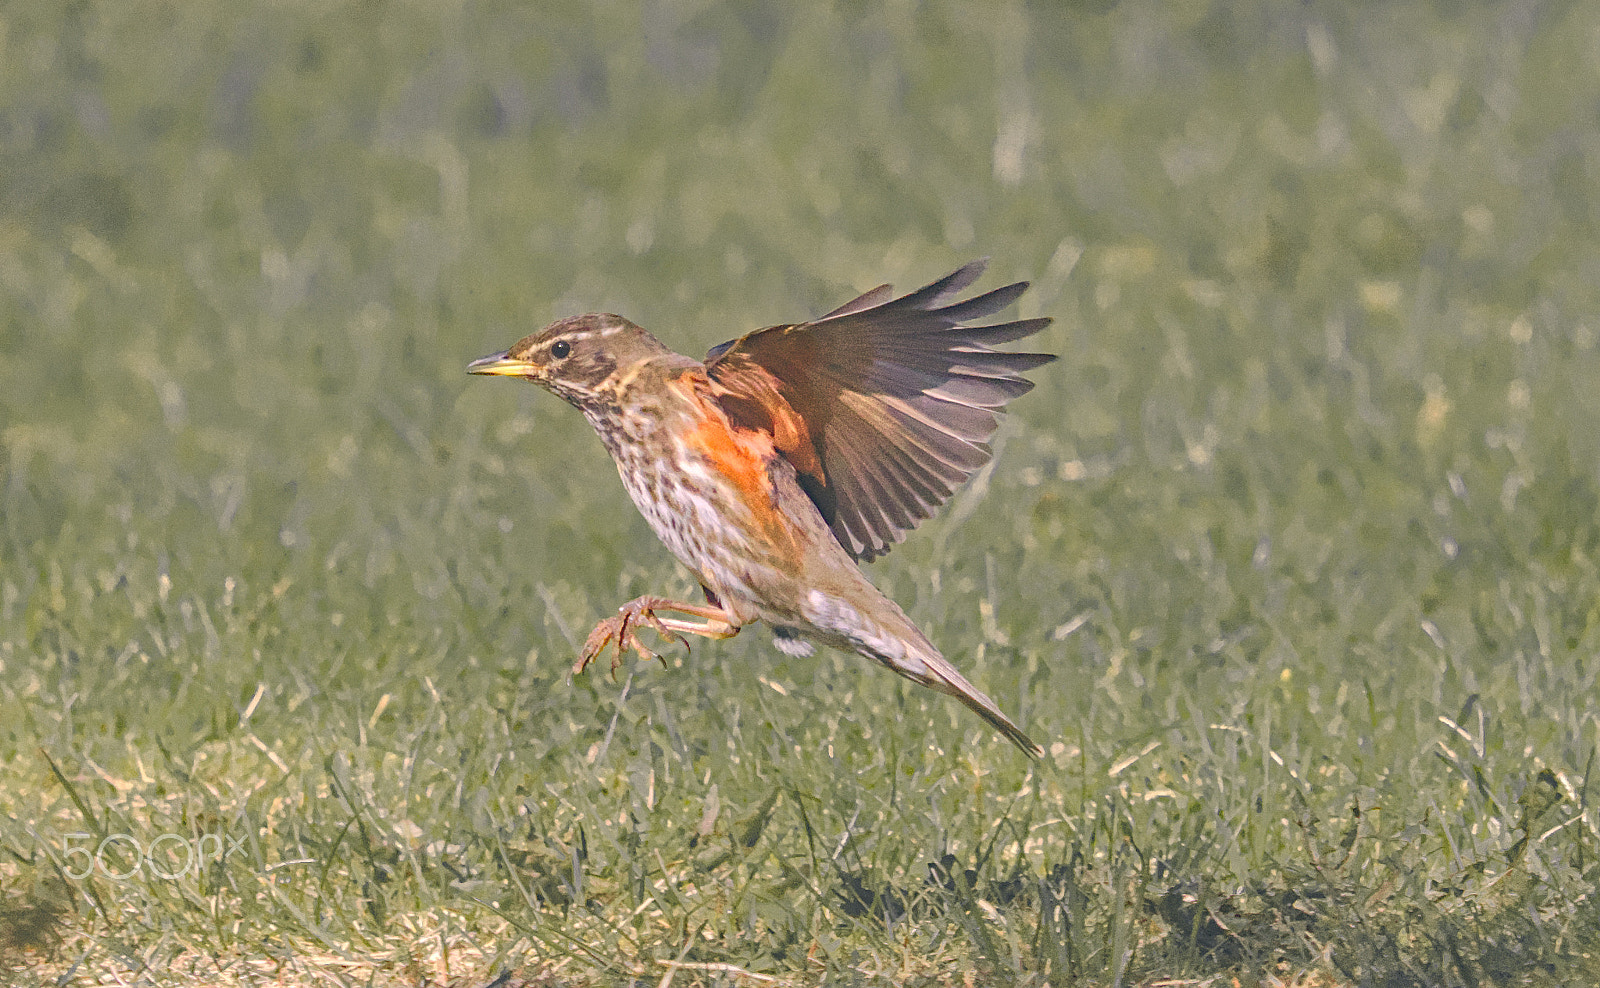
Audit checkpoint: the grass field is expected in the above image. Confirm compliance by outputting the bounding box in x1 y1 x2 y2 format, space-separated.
4 1 1600 984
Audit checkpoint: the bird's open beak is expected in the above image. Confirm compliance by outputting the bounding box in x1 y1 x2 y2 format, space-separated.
467 351 538 377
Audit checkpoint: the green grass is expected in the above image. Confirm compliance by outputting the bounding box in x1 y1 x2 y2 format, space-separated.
4 1 1600 984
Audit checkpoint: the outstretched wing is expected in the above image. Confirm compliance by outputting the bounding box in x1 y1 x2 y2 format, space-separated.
704 260 1055 560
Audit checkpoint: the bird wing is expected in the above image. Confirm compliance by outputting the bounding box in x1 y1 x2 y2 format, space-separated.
704 260 1055 561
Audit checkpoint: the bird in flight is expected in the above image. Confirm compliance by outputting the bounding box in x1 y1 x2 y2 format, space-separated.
469 260 1054 756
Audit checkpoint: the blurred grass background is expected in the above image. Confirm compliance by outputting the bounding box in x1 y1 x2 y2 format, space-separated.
3 0 1599 984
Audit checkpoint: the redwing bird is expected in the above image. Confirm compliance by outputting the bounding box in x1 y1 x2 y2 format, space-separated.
469 260 1054 756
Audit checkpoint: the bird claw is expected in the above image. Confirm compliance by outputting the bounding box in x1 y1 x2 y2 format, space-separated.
575 597 690 678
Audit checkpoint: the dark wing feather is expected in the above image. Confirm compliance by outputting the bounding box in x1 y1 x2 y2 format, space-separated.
705 260 1055 560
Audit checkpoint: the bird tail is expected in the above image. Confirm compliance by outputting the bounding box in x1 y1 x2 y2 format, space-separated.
806 590 1043 758
902 636 1044 759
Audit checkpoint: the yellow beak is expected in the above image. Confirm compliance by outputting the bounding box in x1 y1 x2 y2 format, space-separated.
467 351 538 377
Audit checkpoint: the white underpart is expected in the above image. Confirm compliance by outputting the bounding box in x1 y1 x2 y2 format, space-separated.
771 629 815 657
584 403 781 625
803 589 925 676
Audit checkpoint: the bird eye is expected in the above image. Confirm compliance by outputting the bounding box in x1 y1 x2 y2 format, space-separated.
549 340 571 359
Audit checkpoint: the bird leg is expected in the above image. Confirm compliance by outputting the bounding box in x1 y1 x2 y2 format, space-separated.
577 595 740 677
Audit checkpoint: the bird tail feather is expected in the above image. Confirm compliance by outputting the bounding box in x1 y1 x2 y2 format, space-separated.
905 640 1043 759
799 586 1042 757
814 592 1042 758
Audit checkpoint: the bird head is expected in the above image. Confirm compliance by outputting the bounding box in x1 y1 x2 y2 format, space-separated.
468 313 673 407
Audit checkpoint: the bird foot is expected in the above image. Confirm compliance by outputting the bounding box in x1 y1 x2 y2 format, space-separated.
576 596 690 678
